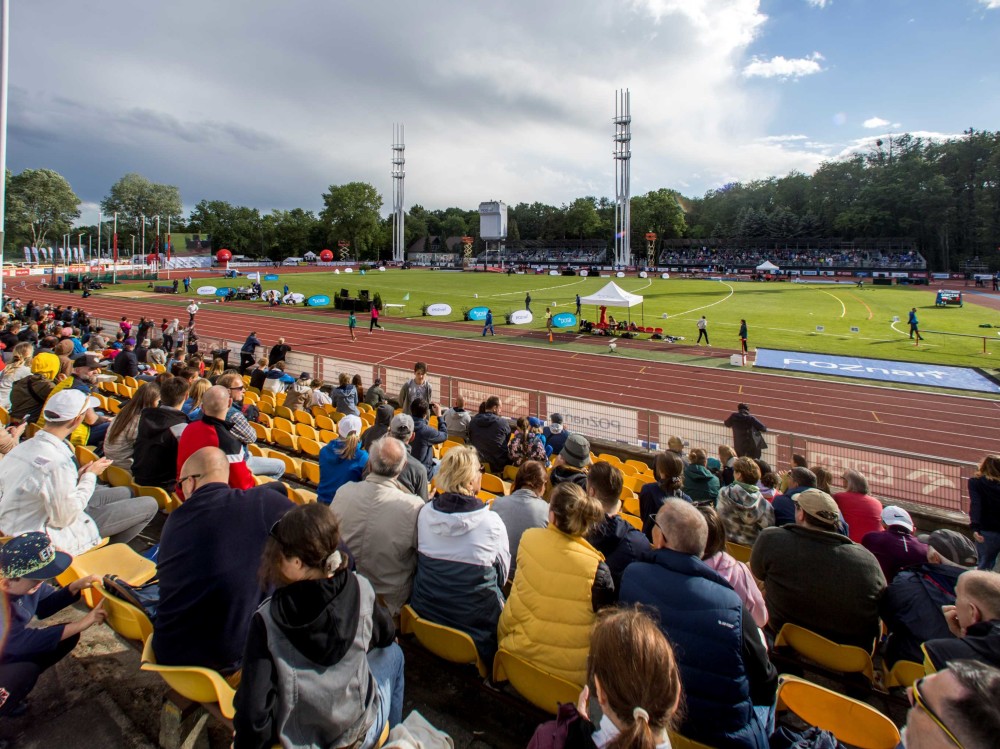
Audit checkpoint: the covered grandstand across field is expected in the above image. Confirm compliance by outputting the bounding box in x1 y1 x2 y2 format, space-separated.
658 237 926 270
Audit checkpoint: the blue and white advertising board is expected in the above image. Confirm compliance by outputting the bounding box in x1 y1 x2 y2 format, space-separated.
755 348 1000 394
552 312 577 328
466 306 490 321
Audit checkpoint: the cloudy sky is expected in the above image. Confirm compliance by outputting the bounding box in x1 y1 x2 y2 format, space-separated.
9 0 1000 224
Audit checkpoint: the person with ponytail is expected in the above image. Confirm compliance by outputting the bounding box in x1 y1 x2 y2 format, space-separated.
233 503 403 749
317 414 369 504
640 452 693 539
498 482 614 688
529 606 684 749
0 342 35 409
507 415 547 467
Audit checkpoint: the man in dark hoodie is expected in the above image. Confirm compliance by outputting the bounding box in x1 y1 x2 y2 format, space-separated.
154 446 293 674
543 413 570 455
467 396 511 473
239 331 262 373
925 569 1000 671
881 529 978 667
585 461 651 593
131 376 191 493
548 433 592 496
723 402 767 460
361 404 395 451
409 399 448 478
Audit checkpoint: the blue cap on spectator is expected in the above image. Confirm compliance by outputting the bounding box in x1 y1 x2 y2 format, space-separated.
528 416 543 428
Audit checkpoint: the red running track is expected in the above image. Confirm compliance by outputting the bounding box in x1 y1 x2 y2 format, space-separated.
22 283 1000 462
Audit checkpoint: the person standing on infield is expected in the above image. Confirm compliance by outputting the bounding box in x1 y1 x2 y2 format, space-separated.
696 316 709 345
908 307 924 340
739 319 748 354
525 292 532 312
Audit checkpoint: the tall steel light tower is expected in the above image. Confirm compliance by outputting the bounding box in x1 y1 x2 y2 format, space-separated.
391 124 405 262
613 89 632 268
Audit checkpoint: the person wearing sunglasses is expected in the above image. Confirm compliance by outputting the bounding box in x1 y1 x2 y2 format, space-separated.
901 660 1000 749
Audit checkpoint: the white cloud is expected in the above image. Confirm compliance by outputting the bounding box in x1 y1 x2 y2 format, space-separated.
833 131 964 161
979 0 1000 9
757 134 809 143
743 52 825 80
863 117 890 129
806 0 830 7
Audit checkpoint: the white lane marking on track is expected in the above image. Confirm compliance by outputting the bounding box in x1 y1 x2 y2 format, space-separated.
488 278 587 298
375 339 443 366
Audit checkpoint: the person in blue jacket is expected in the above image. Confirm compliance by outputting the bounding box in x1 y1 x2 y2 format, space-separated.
482 309 495 336
239 331 262 374
0 533 107 716
317 415 369 504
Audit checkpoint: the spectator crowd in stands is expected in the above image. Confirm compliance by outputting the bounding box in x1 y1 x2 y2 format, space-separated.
658 247 926 270
0 296 997 749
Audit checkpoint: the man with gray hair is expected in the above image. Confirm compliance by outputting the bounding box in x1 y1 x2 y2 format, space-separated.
330 437 425 616
389 413 429 502
620 499 777 748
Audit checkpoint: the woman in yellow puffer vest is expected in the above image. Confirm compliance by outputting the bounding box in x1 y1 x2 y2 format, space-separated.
497 483 614 687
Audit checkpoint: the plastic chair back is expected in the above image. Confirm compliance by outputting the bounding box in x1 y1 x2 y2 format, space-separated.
400 605 487 678
480 473 510 496
776 674 899 749
135 484 177 512
774 624 874 683
492 649 581 715
725 541 752 563
55 543 156 607
140 636 236 719
301 460 321 485
621 514 642 531
668 732 717 749
96 581 153 642
884 659 925 689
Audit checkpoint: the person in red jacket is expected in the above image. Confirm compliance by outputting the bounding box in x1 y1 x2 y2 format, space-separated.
833 469 884 543
176 385 254 497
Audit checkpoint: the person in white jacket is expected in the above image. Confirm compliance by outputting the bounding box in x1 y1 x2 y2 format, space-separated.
0 390 159 555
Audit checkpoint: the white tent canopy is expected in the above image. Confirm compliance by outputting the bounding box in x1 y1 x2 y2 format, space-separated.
303 251 318 260
579 281 644 308
756 260 779 271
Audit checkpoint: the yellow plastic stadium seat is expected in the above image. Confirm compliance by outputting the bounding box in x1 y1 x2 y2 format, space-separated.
596 453 623 466
400 605 487 678
776 675 899 749
272 416 295 433
620 485 637 501
621 514 643 531
96 581 153 643
75 444 100 466
257 413 273 428
480 473 510 496
668 732 717 749
272 429 300 453
254 475 275 486
502 464 519 482
622 496 640 517
290 488 318 505
625 459 649 473
269 450 301 479
323 404 337 415
619 463 640 477
293 410 314 426
774 624 875 684
248 443 265 458
295 423 319 441
299 438 322 459
330 411 345 423
883 659 925 689
275 405 294 421
358 402 374 414
622 475 647 494
301 460 321 485
55 543 157 607
242 391 258 404
476 490 497 504
440 440 464 458
314 414 336 432
104 465 138 492
726 541 752 564
0 406 10 426
242 375 251 385
493 649 582 715
319 429 338 444
105 399 122 414
123 376 139 390
246 386 261 396
135 485 177 513
310 405 327 419
257 400 274 416
251 422 272 444
140 636 236 720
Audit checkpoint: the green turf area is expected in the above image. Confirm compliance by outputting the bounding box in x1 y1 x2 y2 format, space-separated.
115 270 1000 371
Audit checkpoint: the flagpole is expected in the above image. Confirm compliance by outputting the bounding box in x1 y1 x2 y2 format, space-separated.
112 212 118 284
166 215 171 280
0 0 9 309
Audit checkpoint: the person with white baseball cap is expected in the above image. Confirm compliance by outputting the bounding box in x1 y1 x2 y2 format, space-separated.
317 414 369 505
0 390 159 556
861 505 929 582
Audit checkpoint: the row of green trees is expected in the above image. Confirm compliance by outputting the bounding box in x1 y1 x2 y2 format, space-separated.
5 128 999 269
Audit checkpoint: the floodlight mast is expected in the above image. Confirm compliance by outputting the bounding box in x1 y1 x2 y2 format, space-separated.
0 0 9 307
613 88 632 268
391 124 405 263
